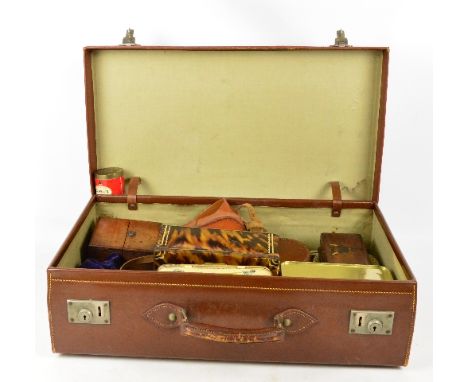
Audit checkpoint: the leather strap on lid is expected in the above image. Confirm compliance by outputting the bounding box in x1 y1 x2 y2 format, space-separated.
330 181 342 217
127 177 141 210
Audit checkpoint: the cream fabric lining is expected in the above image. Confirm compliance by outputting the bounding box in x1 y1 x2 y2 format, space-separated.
57 202 407 280
92 50 383 200
370 214 407 280
57 206 97 268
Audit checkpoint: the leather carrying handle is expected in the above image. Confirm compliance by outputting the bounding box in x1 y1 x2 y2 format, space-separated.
330 181 342 217
127 177 141 210
182 322 284 343
143 303 317 344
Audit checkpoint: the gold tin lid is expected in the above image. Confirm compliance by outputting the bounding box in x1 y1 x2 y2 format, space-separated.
281 262 393 281
94 167 124 180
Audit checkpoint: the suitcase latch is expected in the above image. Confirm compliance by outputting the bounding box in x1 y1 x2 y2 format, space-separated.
349 310 394 335
67 300 111 325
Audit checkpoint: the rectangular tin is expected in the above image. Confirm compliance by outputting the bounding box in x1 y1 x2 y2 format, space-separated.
158 263 273 276
281 262 393 280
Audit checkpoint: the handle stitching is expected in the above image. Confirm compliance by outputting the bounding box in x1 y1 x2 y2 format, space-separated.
47 273 56 352
144 303 182 328
184 324 282 336
281 311 317 334
183 324 283 343
403 285 417 365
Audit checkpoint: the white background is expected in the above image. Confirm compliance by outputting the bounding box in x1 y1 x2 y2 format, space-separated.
1 0 448 380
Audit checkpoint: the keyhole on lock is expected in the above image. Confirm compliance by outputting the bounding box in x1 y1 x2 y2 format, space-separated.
367 319 383 333
78 309 93 323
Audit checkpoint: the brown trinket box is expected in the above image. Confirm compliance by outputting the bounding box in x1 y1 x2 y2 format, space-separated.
47 37 417 366
319 233 369 265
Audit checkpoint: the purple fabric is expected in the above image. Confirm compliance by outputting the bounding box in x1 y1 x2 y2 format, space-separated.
80 253 123 269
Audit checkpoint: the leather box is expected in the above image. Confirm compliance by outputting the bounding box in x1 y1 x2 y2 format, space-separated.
47 43 417 366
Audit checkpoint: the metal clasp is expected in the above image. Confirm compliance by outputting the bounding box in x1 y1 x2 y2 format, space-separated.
67 300 111 325
349 310 394 335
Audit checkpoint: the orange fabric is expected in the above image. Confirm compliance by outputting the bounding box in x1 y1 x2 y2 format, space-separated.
184 199 245 231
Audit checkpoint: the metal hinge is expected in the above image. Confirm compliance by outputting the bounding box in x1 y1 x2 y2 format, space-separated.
121 28 138 46
332 29 350 47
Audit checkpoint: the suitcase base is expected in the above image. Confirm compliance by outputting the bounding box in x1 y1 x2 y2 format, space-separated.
47 197 416 366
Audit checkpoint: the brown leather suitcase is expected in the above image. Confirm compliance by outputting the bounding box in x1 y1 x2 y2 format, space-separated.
47 35 417 366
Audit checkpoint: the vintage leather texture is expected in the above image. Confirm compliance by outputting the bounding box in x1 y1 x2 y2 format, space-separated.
126 176 141 210
48 198 417 366
330 181 343 217
278 238 310 262
47 259 416 366
143 303 317 344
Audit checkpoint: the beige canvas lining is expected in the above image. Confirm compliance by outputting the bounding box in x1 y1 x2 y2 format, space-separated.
370 213 407 280
57 202 407 281
57 206 97 268
92 50 383 200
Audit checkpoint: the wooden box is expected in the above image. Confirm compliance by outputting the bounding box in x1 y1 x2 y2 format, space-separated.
47 43 416 366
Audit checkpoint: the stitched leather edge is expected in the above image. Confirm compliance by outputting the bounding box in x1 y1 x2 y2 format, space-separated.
50 278 413 295
49 277 414 361
48 273 56 352
403 285 417 366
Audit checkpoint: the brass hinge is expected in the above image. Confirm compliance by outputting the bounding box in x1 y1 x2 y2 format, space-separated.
332 29 350 47
121 28 139 46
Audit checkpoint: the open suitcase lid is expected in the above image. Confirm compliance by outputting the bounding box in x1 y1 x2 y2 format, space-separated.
84 44 388 203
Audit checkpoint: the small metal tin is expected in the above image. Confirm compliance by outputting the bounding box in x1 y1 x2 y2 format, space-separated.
94 167 125 195
281 262 393 280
